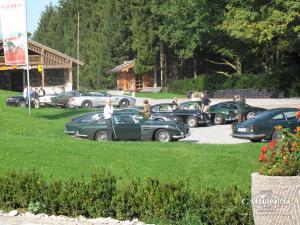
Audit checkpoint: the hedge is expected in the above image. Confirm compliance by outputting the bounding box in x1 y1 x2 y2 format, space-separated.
167 73 300 97
0 170 254 225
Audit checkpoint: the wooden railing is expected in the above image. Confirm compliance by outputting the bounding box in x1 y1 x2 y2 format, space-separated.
0 55 41 65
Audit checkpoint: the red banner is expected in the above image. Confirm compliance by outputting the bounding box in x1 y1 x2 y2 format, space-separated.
0 0 27 65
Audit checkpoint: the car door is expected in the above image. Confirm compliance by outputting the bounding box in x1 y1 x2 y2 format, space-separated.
91 92 105 107
112 114 141 140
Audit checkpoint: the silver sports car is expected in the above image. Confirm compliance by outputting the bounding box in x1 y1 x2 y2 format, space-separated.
67 91 136 108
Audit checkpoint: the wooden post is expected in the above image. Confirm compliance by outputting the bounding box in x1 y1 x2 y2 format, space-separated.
41 49 45 87
68 61 73 90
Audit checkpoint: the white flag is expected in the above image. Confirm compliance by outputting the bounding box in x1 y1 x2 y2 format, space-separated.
0 0 27 65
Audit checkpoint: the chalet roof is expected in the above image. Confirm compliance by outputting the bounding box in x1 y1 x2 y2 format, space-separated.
28 40 84 66
110 60 134 73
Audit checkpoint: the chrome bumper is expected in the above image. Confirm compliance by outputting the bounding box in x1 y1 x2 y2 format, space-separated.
198 119 210 124
173 131 191 139
75 131 88 138
232 133 265 139
64 129 76 134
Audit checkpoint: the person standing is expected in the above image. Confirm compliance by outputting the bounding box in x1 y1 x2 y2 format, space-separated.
201 93 211 113
142 99 151 119
172 97 179 110
235 95 246 123
104 99 114 141
23 86 28 98
130 83 136 99
39 87 46 97
33 88 40 108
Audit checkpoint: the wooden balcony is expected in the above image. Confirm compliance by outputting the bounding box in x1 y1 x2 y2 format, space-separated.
0 55 41 65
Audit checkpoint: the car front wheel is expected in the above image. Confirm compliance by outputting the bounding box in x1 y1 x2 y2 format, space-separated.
186 116 198 127
155 129 171 142
246 111 256 120
214 114 224 125
95 130 108 141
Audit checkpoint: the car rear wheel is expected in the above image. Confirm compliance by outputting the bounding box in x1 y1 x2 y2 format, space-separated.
17 101 26 107
155 129 171 142
271 130 283 141
81 100 92 108
214 114 224 125
186 116 198 127
95 130 108 141
119 99 129 108
246 111 256 120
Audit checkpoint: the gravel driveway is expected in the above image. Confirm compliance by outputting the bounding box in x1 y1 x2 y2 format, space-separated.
180 124 249 144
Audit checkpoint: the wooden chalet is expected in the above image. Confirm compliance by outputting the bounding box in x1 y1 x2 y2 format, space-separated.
0 39 84 92
110 60 161 92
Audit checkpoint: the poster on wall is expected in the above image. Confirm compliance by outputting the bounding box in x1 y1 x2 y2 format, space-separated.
0 0 27 65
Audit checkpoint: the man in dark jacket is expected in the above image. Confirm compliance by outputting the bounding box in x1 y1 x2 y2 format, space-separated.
235 95 246 123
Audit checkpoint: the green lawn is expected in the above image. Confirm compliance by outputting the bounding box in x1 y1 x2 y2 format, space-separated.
0 90 261 191
125 92 186 99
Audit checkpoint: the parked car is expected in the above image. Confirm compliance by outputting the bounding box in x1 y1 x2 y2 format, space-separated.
39 94 57 107
210 101 266 120
179 100 237 125
64 107 183 135
6 95 34 107
75 112 190 142
63 91 135 108
151 103 210 127
232 108 299 142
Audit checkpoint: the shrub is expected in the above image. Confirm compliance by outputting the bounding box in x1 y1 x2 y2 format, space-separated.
0 170 253 224
258 125 300 176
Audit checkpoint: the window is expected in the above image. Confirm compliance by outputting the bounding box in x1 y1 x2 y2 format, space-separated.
159 105 172 112
284 111 296 121
135 76 143 89
152 106 159 112
113 114 134 124
272 113 284 121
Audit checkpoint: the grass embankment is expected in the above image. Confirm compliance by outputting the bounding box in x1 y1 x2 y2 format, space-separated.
0 90 261 191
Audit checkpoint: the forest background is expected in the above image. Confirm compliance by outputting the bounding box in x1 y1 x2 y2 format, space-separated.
33 0 300 96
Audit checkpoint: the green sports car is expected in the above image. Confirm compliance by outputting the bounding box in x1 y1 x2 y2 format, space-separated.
75 112 190 142
180 100 265 124
232 108 299 142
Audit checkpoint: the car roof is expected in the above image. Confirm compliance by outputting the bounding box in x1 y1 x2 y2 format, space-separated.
266 108 298 112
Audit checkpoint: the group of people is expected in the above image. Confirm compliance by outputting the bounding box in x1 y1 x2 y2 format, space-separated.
23 86 46 108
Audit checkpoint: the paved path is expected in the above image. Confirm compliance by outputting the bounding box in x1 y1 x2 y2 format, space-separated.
180 124 248 144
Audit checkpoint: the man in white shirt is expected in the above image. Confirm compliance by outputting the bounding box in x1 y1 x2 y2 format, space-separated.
103 99 114 141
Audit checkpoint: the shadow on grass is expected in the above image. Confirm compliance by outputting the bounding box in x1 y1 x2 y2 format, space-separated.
36 109 96 120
